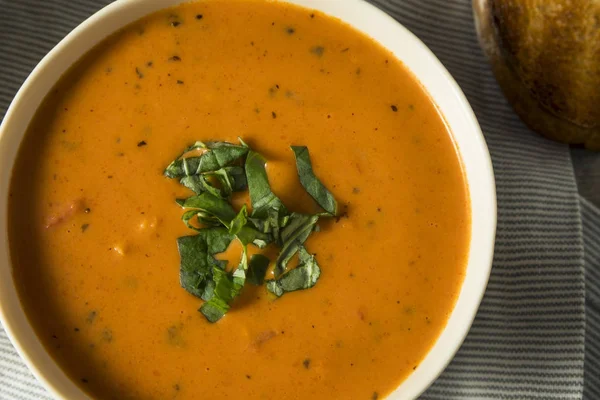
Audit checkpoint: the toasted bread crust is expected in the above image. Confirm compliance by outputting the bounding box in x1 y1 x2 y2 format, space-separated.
474 0 600 150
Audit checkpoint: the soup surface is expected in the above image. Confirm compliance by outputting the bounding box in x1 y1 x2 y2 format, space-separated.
9 1 470 399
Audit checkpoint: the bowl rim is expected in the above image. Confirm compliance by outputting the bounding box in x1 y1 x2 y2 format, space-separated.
0 1 496 399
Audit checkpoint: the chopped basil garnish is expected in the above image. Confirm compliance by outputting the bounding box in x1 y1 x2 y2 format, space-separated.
245 150 288 219
177 228 234 299
291 146 338 215
179 166 247 198
164 141 248 178
247 254 270 285
199 265 244 322
275 213 318 277
165 140 338 322
177 192 237 226
267 246 321 297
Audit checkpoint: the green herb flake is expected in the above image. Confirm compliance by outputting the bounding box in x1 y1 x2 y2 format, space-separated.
310 46 325 57
177 228 234 299
275 213 318 277
267 247 320 297
291 146 337 215
178 192 237 226
247 254 270 285
229 205 249 237
200 266 243 322
164 141 248 178
245 150 288 219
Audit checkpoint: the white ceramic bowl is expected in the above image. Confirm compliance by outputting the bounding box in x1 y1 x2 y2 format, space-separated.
0 0 496 399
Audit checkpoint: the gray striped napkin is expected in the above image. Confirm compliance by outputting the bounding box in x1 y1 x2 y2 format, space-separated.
582 197 600 400
0 1 597 399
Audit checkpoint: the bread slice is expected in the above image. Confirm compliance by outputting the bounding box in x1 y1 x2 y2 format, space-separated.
474 0 600 150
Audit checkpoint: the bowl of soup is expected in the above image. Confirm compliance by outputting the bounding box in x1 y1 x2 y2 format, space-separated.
0 0 496 399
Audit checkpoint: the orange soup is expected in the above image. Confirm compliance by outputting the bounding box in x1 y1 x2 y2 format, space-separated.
8 1 470 399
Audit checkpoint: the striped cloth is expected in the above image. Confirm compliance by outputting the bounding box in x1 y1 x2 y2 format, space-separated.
582 197 600 400
0 0 597 399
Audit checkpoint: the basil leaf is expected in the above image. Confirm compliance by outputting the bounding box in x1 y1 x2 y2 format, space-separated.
275 213 318 277
202 166 247 197
229 205 248 236
200 266 244 322
239 226 270 248
229 205 271 247
248 209 289 244
237 246 249 274
181 210 202 231
247 254 270 285
267 247 320 297
201 280 215 301
237 137 250 148
180 166 247 199
245 150 288 219
179 192 237 226
209 169 234 196
200 297 228 322
164 141 248 178
197 211 223 227
291 146 338 215
280 213 317 244
180 175 206 195
222 166 248 192
177 228 234 299
200 244 248 323
181 209 223 229
180 175 224 198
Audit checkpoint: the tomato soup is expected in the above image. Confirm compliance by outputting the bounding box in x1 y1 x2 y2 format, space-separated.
8 1 470 399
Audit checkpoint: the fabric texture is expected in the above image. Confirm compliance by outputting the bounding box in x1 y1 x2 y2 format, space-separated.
0 0 595 399
572 148 600 209
582 197 600 400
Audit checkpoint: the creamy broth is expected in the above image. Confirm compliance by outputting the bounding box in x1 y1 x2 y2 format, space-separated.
8 1 470 399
